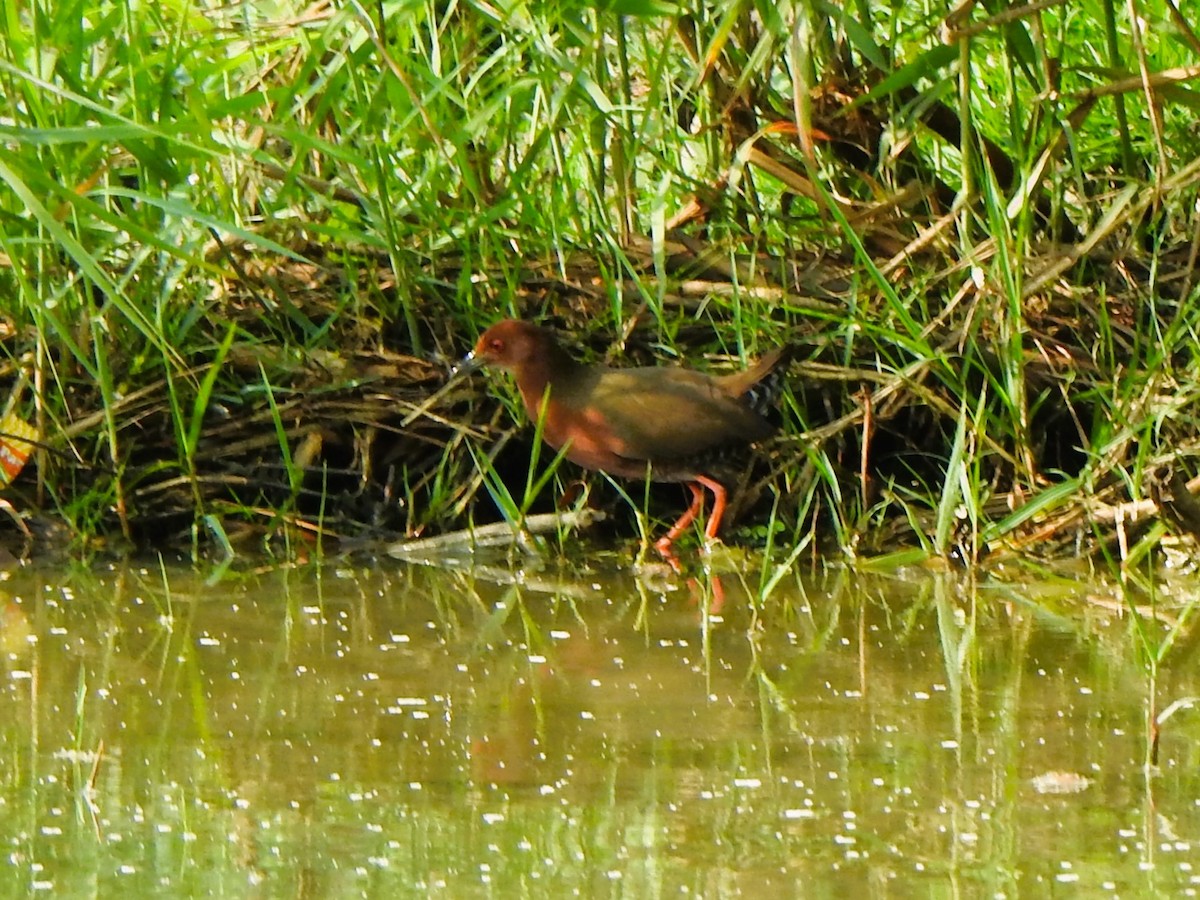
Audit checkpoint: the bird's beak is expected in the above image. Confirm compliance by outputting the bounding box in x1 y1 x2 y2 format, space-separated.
448 349 485 381
401 349 484 429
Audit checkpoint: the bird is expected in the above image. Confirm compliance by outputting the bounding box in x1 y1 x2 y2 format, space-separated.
454 319 787 560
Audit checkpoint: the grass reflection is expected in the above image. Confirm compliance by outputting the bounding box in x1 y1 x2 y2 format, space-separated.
0 560 1197 894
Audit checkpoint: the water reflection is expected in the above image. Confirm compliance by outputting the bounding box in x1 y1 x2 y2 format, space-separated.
0 558 1198 895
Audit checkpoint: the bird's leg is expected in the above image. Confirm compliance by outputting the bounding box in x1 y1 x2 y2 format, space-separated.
657 544 684 575
695 474 728 543
556 479 589 510
655 481 706 558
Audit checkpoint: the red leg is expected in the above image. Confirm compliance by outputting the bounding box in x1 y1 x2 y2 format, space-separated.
695 474 727 542
556 479 587 510
655 481 705 558
686 572 726 615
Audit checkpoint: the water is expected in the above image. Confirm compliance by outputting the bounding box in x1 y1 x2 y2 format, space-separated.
0 557 1198 897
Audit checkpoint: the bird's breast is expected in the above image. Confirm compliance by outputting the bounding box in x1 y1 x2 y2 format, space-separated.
531 397 648 479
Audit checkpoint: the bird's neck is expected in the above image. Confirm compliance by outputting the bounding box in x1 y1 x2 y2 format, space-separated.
514 342 584 419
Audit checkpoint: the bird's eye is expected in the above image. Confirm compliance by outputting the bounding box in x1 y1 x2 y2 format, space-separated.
489 339 504 352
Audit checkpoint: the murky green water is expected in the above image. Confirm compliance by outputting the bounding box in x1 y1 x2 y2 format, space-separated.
1 556 1198 897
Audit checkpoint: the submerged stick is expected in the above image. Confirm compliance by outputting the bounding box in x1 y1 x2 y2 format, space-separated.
386 509 607 561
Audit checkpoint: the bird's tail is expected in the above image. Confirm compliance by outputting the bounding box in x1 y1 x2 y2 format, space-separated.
718 345 791 414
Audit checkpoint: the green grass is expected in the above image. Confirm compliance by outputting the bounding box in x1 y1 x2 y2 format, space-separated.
1 0 1200 580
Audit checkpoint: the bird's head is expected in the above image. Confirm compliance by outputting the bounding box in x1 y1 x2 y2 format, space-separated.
453 319 549 377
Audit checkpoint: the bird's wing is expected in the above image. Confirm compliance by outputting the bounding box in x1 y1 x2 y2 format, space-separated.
582 367 773 462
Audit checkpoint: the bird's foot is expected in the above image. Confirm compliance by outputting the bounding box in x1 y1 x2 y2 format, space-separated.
653 536 686 575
